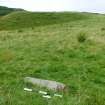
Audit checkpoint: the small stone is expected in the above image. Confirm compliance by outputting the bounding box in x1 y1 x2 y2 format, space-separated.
24 77 66 91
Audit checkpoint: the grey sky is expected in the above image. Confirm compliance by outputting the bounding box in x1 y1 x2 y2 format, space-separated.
0 0 105 13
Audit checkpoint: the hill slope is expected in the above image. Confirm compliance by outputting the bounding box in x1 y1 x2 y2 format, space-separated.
0 11 91 30
0 12 105 105
0 6 23 16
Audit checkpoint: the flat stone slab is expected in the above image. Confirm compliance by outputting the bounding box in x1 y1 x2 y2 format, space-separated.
24 77 66 91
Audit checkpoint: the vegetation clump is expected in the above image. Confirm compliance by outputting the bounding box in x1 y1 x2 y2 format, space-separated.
17 29 23 33
77 32 87 43
101 27 105 31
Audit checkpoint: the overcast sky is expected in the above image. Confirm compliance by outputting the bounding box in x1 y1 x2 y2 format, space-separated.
0 0 105 13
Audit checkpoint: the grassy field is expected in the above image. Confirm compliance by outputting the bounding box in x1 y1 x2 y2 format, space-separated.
0 11 105 105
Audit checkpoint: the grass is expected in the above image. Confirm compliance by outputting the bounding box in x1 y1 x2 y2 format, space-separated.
0 11 90 30
0 11 105 105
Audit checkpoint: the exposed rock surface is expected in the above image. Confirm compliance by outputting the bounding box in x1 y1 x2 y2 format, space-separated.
24 77 66 91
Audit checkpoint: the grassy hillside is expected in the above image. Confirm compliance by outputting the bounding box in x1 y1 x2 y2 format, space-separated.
0 6 23 16
0 11 105 105
0 11 91 30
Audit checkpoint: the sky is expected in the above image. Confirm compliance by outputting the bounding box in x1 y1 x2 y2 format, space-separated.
0 0 105 13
